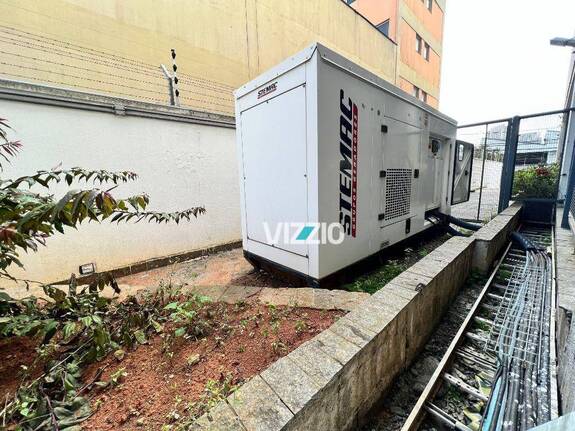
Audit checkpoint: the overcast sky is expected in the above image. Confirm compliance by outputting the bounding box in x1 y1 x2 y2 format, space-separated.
440 0 575 125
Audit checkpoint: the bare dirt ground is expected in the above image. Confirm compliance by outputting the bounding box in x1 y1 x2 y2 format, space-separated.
0 336 44 402
118 227 452 297
117 248 305 296
1 301 342 431
81 301 341 431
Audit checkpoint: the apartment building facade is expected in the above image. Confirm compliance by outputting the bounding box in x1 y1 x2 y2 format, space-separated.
347 0 445 108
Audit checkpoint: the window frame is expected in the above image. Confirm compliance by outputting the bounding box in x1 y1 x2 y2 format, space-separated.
415 34 422 54
412 85 420 99
376 19 390 37
426 0 433 12
424 42 430 61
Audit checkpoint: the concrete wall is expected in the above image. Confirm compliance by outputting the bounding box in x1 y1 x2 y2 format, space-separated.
0 90 240 292
555 208 575 413
0 0 397 115
472 203 522 273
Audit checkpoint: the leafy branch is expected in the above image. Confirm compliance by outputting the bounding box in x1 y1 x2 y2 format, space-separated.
0 283 207 430
1 167 139 190
0 118 22 170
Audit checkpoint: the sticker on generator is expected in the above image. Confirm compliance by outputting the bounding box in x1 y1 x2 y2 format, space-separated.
257 81 277 99
338 89 358 238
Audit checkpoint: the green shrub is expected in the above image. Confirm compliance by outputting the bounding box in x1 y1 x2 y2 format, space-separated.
512 163 559 199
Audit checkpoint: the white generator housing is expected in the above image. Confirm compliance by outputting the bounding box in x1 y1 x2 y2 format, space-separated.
235 43 470 285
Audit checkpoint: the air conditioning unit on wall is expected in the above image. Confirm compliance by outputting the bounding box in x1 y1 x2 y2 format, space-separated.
234 43 472 286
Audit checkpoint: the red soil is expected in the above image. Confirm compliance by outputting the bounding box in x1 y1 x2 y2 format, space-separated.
81 301 342 430
0 336 41 401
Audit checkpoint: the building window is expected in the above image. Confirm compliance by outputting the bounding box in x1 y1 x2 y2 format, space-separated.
415 34 422 54
412 85 420 99
376 20 390 37
421 90 428 103
346 0 356 4
426 0 433 12
424 42 430 61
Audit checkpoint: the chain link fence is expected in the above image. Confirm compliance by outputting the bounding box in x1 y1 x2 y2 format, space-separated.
453 110 571 223
452 121 509 221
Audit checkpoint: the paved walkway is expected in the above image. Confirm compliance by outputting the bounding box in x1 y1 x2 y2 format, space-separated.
555 208 575 312
452 159 502 221
184 285 369 311
115 249 369 311
554 208 575 413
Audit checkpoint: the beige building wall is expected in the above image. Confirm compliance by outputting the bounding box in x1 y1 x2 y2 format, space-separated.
0 0 397 115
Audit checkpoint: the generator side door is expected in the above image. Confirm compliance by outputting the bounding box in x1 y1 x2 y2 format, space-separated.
379 117 420 228
240 84 309 257
451 140 474 205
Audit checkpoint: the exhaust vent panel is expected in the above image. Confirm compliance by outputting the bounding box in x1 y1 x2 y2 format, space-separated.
385 168 412 221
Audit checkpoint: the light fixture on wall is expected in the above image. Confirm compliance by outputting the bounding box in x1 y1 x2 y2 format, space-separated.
79 262 96 275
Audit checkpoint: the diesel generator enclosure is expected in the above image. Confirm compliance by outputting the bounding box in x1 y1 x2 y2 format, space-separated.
235 43 471 284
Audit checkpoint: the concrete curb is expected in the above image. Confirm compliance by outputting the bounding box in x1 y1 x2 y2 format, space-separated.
183 285 369 312
472 202 522 273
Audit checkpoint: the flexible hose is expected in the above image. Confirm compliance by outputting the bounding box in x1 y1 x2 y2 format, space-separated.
432 211 482 231
510 232 540 251
445 224 470 237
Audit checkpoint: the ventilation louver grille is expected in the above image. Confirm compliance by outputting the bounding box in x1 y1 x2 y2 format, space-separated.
385 168 412 221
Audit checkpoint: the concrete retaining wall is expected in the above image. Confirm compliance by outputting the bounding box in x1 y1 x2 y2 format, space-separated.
555 208 575 413
190 208 522 430
472 203 522 273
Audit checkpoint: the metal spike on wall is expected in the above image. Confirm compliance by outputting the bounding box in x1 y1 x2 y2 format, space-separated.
171 48 180 107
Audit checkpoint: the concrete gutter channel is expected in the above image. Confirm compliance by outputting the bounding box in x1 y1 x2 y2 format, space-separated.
191 203 522 431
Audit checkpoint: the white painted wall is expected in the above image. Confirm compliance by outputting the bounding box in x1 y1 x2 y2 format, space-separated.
0 100 240 290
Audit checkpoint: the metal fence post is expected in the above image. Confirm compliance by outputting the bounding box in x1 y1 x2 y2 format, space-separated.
170 49 180 107
160 64 175 106
498 116 520 212
476 123 488 220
